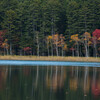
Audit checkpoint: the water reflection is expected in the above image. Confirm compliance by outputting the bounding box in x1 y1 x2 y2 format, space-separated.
0 65 100 100
92 68 100 98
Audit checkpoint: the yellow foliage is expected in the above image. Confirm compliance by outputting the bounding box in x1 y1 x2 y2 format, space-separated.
53 34 59 45
2 39 9 49
69 40 72 42
84 32 91 39
88 41 92 45
2 43 6 47
60 34 65 39
53 34 59 40
5 39 8 42
63 44 67 50
47 34 67 50
47 36 52 40
84 38 87 41
71 34 79 41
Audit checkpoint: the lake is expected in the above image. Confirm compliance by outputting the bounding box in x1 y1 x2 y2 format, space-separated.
0 60 100 100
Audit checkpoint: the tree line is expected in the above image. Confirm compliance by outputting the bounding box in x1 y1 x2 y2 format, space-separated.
0 0 100 57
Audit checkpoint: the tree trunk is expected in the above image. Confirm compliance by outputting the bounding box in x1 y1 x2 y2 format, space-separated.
56 43 58 56
51 40 53 56
10 42 12 55
84 39 89 57
62 47 64 57
36 32 40 56
77 42 79 57
85 44 88 57
47 43 50 56
72 50 74 57
7 48 9 55
51 17 54 56
4 48 5 55
93 39 97 57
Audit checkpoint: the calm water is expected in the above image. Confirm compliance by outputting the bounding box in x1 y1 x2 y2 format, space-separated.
0 61 100 100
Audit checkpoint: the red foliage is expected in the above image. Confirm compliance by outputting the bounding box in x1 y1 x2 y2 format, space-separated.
23 47 32 54
92 29 100 39
70 47 75 51
23 47 31 51
0 30 7 34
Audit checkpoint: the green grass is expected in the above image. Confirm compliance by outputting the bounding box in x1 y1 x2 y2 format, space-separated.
0 56 100 62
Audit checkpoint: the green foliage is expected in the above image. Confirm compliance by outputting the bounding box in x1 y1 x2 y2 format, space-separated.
0 0 100 56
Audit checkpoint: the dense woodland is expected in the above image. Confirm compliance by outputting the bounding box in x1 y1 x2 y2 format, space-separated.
0 0 100 57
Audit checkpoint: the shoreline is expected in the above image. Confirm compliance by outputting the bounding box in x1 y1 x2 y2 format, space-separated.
0 56 100 62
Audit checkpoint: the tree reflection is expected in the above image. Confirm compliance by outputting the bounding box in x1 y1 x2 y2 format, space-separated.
83 67 90 96
35 66 39 88
69 66 79 91
46 66 66 92
92 67 100 97
0 67 8 90
0 65 99 100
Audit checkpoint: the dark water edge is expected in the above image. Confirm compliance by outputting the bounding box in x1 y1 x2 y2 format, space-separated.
0 65 100 100
0 60 100 67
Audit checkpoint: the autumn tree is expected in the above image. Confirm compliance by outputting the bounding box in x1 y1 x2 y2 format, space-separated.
2 39 9 55
92 29 100 57
0 0 100 56
0 31 4 54
81 32 91 57
59 34 67 56
47 35 52 56
23 47 32 55
52 34 59 56
70 34 80 57
47 34 67 56
2 9 17 55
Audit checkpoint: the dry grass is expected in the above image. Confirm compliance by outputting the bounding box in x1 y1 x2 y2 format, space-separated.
0 56 100 62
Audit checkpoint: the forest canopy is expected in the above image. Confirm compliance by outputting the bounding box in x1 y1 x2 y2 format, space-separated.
0 0 100 57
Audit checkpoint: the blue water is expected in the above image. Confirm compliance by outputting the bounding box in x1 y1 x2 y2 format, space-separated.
0 60 100 67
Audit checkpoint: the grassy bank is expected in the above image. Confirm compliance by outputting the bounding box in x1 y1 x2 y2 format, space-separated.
0 56 100 62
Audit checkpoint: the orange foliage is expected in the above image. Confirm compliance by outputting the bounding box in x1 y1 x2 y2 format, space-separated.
83 32 91 40
47 34 67 50
63 44 67 50
2 39 9 49
53 34 59 45
71 34 80 41
47 35 52 40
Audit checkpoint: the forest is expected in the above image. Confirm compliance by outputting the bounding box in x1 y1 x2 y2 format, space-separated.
0 0 100 57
